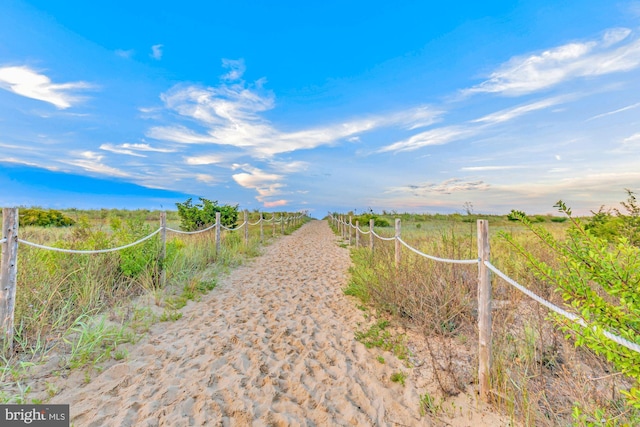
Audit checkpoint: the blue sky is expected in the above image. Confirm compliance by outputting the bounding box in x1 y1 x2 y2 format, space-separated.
1 0 640 216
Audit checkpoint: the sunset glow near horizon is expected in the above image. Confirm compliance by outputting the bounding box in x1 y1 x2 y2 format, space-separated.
1 0 640 216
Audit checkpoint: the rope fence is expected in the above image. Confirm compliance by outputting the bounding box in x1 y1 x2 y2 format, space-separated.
0 207 308 351
328 213 640 402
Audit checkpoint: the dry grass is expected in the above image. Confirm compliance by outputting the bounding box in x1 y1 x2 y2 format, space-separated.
340 214 640 426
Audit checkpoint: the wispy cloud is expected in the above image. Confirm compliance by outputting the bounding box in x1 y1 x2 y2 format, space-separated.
586 102 640 121
386 178 490 196
472 96 568 124
0 66 93 109
378 125 475 153
184 154 226 165
465 27 640 96
115 49 135 59
63 151 130 177
150 44 163 60
100 143 147 157
148 59 442 158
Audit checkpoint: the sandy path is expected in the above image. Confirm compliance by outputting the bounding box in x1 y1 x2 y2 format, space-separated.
52 220 430 426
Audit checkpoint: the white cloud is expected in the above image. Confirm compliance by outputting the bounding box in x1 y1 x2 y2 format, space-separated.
587 102 640 121
267 160 309 173
264 199 288 208
184 154 225 165
0 66 92 109
148 65 442 157
231 164 289 205
221 59 246 81
465 28 640 96
99 143 147 157
378 126 475 153
386 178 490 196
63 151 130 177
150 44 163 60
115 49 135 59
473 96 567 124
196 174 218 184
621 132 640 148
120 143 175 153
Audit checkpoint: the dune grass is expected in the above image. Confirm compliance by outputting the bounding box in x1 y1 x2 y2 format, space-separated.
337 213 640 426
1 208 307 403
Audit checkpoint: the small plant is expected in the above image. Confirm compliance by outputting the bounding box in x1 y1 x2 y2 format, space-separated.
45 381 59 398
113 349 128 361
419 392 440 416
390 371 406 386
160 311 183 322
376 356 385 364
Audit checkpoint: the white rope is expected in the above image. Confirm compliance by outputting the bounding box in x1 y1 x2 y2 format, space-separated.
221 221 246 231
248 219 262 226
398 237 479 265
165 223 218 235
371 229 396 241
0 238 6 244
18 228 162 254
357 228 371 235
485 261 640 354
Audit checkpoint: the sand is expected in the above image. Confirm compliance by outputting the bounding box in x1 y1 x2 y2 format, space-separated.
50 220 511 426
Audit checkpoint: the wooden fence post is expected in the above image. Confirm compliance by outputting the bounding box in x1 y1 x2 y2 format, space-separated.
159 212 166 288
477 219 492 402
355 220 360 248
272 216 276 237
215 211 221 255
369 219 374 251
244 210 249 246
281 215 284 235
260 213 264 244
348 216 352 246
1 208 19 351
394 218 401 268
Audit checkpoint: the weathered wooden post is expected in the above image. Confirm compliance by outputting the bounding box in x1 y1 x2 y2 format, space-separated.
348 216 352 246
1 208 19 351
272 216 276 237
477 219 492 402
260 213 264 244
215 211 221 254
394 218 401 268
369 219 374 251
244 210 249 246
355 220 360 248
159 212 167 288
281 215 284 235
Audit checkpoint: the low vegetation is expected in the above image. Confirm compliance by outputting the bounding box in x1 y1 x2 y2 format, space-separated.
0 201 307 403
335 190 640 426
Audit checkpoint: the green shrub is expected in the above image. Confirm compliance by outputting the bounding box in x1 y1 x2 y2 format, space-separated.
175 198 239 231
19 208 75 227
502 200 640 408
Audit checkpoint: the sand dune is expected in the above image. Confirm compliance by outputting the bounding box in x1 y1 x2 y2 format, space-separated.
51 220 508 426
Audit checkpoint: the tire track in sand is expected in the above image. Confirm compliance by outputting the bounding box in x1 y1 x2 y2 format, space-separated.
52 220 426 426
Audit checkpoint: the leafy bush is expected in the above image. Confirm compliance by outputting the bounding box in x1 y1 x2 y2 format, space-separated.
352 213 390 228
585 189 640 246
502 200 640 408
19 208 75 227
175 198 239 231
507 209 527 221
